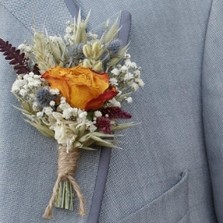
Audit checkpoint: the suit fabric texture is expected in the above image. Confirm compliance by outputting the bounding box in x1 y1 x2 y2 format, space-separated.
0 0 221 222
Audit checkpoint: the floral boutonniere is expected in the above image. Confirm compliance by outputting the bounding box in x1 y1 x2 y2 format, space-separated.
0 11 144 219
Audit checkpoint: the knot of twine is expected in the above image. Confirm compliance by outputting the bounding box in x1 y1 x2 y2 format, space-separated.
42 146 85 219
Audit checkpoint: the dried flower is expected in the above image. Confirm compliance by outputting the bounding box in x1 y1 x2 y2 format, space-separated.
96 116 111 134
36 88 56 107
94 111 102 117
42 66 117 110
0 38 31 74
100 107 131 119
125 97 133 103
107 39 122 55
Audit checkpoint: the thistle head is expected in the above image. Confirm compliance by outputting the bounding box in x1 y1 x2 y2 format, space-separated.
36 88 56 107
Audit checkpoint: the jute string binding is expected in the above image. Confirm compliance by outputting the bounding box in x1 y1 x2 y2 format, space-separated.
42 145 85 219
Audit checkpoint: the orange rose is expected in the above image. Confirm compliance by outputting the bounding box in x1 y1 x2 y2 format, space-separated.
42 66 117 110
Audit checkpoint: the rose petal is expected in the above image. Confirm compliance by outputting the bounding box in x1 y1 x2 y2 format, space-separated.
42 66 115 110
85 87 118 111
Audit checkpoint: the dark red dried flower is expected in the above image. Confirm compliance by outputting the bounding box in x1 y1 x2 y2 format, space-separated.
96 117 111 134
100 106 132 119
0 38 40 75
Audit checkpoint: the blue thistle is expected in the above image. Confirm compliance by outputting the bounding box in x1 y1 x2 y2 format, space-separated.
36 88 56 107
107 39 122 55
68 43 84 66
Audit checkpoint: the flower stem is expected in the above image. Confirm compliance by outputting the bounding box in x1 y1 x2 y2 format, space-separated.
54 180 74 211
43 146 84 219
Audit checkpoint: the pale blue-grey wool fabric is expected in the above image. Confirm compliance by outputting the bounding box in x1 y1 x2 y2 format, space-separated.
0 0 220 222
203 0 223 222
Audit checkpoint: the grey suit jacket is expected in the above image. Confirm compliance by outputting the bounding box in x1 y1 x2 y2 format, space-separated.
0 0 222 222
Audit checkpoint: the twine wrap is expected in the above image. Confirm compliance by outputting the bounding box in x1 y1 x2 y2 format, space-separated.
42 146 85 219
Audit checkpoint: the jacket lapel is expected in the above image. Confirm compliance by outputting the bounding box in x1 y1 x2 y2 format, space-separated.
64 0 79 18
202 0 223 221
